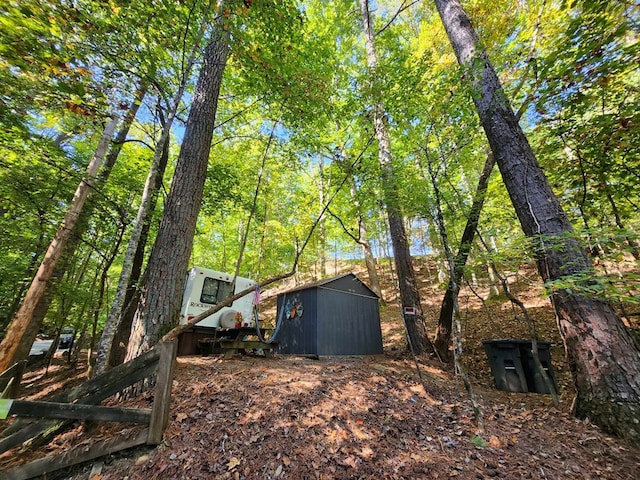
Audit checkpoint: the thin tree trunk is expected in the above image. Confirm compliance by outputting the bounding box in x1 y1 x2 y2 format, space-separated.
93 99 178 375
317 157 329 278
51 241 94 352
333 148 382 298
108 134 170 369
380 210 396 286
20 86 147 357
434 152 495 360
358 218 382 299
572 139 601 256
71 264 100 367
433 2 545 360
486 236 500 297
87 224 125 378
602 177 640 260
434 0 640 443
359 0 433 355
0 115 119 372
328 205 382 299
232 122 276 287
125 14 231 362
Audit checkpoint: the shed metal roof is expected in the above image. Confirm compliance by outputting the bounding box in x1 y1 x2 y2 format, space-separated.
280 272 379 298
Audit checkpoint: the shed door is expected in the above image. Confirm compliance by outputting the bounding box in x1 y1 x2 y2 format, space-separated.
276 290 317 355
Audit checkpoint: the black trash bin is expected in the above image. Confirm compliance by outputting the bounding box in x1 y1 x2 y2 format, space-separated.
482 340 529 392
483 339 558 394
517 340 558 394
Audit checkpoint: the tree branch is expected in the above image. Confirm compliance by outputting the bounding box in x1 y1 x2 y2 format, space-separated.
160 133 376 342
375 0 420 37
326 207 362 245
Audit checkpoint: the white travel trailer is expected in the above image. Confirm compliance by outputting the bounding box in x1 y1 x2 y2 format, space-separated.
179 267 257 329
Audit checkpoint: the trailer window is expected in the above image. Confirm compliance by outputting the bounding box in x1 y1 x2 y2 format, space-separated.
200 277 234 305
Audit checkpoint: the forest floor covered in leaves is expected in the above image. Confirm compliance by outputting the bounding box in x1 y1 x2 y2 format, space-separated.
1 261 639 479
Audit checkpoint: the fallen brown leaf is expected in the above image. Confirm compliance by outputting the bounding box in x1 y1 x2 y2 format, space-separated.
227 457 241 470
489 436 501 448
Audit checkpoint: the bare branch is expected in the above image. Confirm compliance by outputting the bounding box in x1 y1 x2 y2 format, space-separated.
326 207 362 245
160 133 376 342
375 0 420 37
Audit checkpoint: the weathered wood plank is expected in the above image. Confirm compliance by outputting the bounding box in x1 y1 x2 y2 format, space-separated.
0 362 157 440
80 363 158 406
0 419 61 455
50 347 160 404
219 340 274 350
0 362 158 454
0 361 26 383
0 342 176 457
1 427 150 480
0 361 27 399
0 364 156 454
147 340 177 445
7 400 152 424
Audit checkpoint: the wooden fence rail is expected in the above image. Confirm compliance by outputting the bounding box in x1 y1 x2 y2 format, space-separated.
0 360 27 399
0 340 178 480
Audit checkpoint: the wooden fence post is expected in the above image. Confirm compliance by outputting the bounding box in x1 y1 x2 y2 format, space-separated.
147 340 178 445
0 360 27 399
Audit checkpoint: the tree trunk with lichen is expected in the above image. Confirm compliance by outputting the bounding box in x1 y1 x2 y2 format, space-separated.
434 0 640 444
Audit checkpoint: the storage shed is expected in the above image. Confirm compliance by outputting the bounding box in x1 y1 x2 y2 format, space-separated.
275 273 382 356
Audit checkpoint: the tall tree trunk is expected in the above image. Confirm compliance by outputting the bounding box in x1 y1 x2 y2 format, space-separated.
107 134 170 369
434 152 495 360
434 4 544 360
434 0 640 443
125 17 231 362
359 0 434 355
18 86 147 357
317 157 328 278
0 115 119 372
94 100 180 374
95 17 208 374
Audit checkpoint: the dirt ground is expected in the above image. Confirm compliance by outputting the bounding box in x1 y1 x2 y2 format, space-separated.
1 262 639 479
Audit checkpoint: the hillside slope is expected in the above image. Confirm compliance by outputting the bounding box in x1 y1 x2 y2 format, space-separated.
1 259 639 479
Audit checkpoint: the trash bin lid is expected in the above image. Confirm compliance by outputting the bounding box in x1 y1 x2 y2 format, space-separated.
483 339 551 348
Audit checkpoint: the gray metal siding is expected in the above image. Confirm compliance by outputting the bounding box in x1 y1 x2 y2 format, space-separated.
275 288 318 354
275 273 382 356
316 288 382 355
